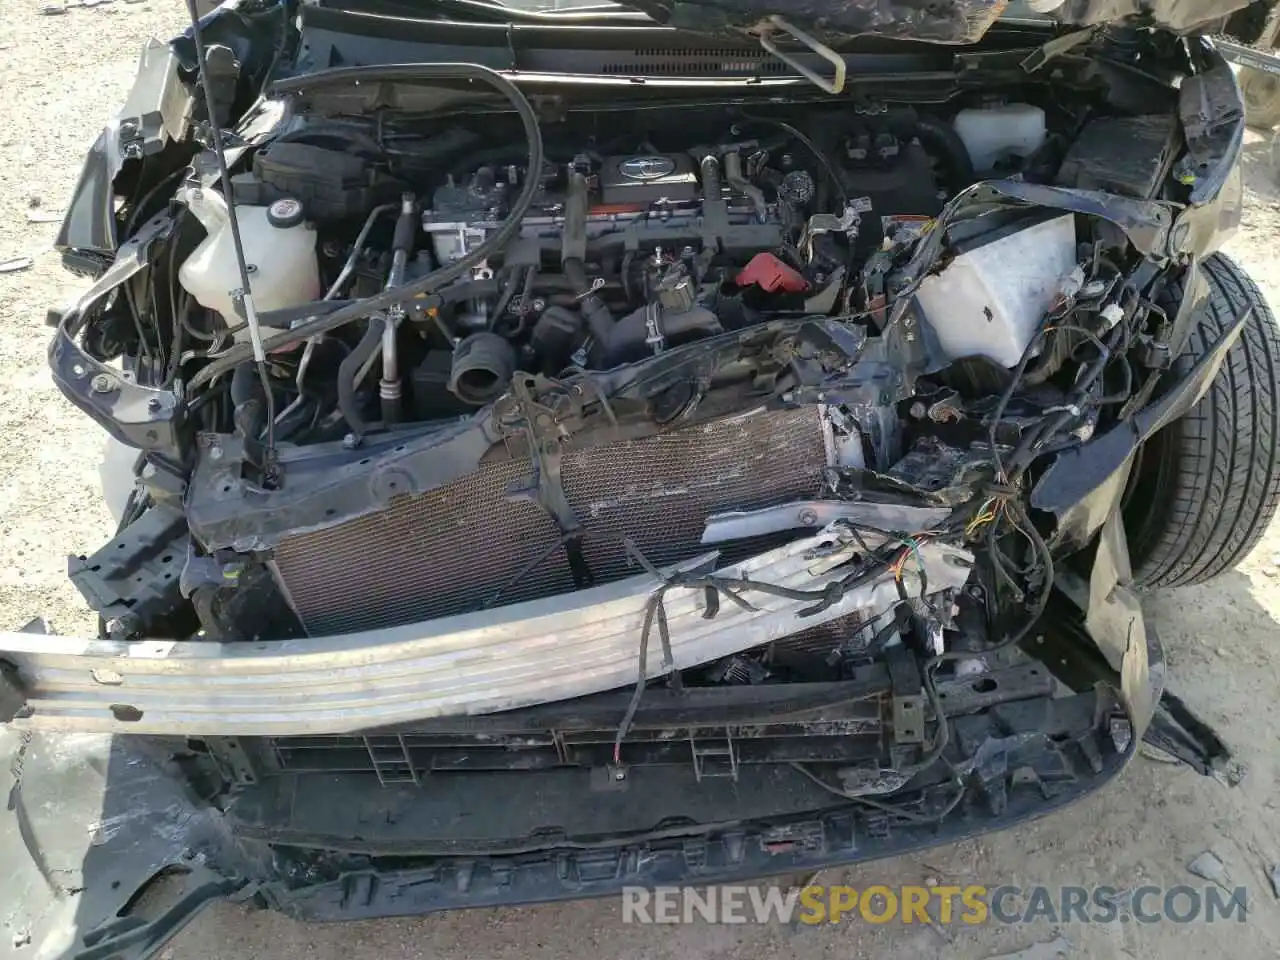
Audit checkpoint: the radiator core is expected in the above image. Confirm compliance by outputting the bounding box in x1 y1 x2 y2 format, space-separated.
273 406 827 636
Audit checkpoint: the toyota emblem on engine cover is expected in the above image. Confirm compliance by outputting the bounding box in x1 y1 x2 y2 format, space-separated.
618 155 676 180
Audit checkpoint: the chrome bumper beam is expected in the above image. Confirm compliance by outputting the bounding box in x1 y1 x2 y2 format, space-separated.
0 524 972 736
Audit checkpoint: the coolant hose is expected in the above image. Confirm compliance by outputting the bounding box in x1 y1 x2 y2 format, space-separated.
230 361 268 460
187 62 544 392
599 304 722 366
724 151 767 223
230 360 257 409
338 316 386 438
229 360 267 442
700 153 722 197
915 115 975 191
562 168 615 344
565 258 615 345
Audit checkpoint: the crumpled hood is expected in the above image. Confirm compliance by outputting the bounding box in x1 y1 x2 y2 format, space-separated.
615 0 1257 43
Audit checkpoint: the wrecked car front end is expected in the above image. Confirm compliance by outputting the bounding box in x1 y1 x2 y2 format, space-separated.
0 0 1267 955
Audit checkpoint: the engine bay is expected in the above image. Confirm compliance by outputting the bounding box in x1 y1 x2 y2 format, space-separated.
167 100 989 438
47 31 1243 706
4 2 1267 948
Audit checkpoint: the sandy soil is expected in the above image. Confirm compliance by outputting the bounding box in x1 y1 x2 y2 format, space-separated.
0 2 1278 957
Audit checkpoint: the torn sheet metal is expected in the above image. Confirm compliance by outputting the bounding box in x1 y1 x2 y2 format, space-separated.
1086 510 1158 739
701 500 951 543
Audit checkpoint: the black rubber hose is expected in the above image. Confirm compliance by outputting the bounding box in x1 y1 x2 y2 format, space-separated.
337 316 386 438
449 331 517 405
187 62 543 392
699 153 722 198
561 166 614 344
563 169 589 262
230 361 266 451
564 258 615 345
230 361 258 409
600 305 721 366
915 115 975 192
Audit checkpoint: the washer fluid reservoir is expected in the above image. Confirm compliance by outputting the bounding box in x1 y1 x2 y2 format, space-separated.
952 104 1047 175
177 189 320 338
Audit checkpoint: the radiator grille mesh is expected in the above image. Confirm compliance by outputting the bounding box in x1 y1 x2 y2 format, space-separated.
770 612 868 661
274 406 826 636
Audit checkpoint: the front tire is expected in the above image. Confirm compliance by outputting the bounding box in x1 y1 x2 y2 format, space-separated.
1126 254 1280 588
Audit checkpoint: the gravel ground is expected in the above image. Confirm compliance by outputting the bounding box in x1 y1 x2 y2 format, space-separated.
2 3 1280 957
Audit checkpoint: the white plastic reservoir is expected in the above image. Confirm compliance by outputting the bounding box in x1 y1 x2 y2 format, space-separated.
953 104 1047 175
914 213 1076 368
178 188 320 335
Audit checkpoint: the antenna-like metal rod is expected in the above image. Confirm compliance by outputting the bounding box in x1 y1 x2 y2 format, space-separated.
184 0 278 469
380 193 417 425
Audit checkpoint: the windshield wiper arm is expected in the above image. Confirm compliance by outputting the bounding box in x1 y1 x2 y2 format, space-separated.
365 0 656 24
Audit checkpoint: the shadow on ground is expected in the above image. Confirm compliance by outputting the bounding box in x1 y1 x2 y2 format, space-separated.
1239 133 1280 204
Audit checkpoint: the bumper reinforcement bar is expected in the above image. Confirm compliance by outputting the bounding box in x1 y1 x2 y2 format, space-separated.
0 526 973 736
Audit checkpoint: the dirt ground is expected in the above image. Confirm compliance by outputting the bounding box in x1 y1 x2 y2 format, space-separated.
1 2 1279 957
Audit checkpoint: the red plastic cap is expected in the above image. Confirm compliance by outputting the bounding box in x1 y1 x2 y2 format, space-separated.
735 253 809 293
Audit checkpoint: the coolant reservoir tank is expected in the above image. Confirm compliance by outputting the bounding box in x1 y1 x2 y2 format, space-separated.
177 190 321 334
952 104 1047 175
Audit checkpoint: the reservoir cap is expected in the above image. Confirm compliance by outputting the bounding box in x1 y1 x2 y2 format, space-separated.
267 197 305 229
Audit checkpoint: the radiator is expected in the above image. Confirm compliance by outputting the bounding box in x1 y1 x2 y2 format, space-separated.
273 406 828 636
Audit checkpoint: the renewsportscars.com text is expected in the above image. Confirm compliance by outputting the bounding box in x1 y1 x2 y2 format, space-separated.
621 884 1249 925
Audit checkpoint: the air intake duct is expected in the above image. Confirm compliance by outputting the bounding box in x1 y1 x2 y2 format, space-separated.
448 332 517 405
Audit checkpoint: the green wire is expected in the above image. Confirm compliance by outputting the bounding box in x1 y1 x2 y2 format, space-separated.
894 537 925 578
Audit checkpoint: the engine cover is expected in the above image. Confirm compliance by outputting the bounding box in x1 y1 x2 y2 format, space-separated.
600 154 699 205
